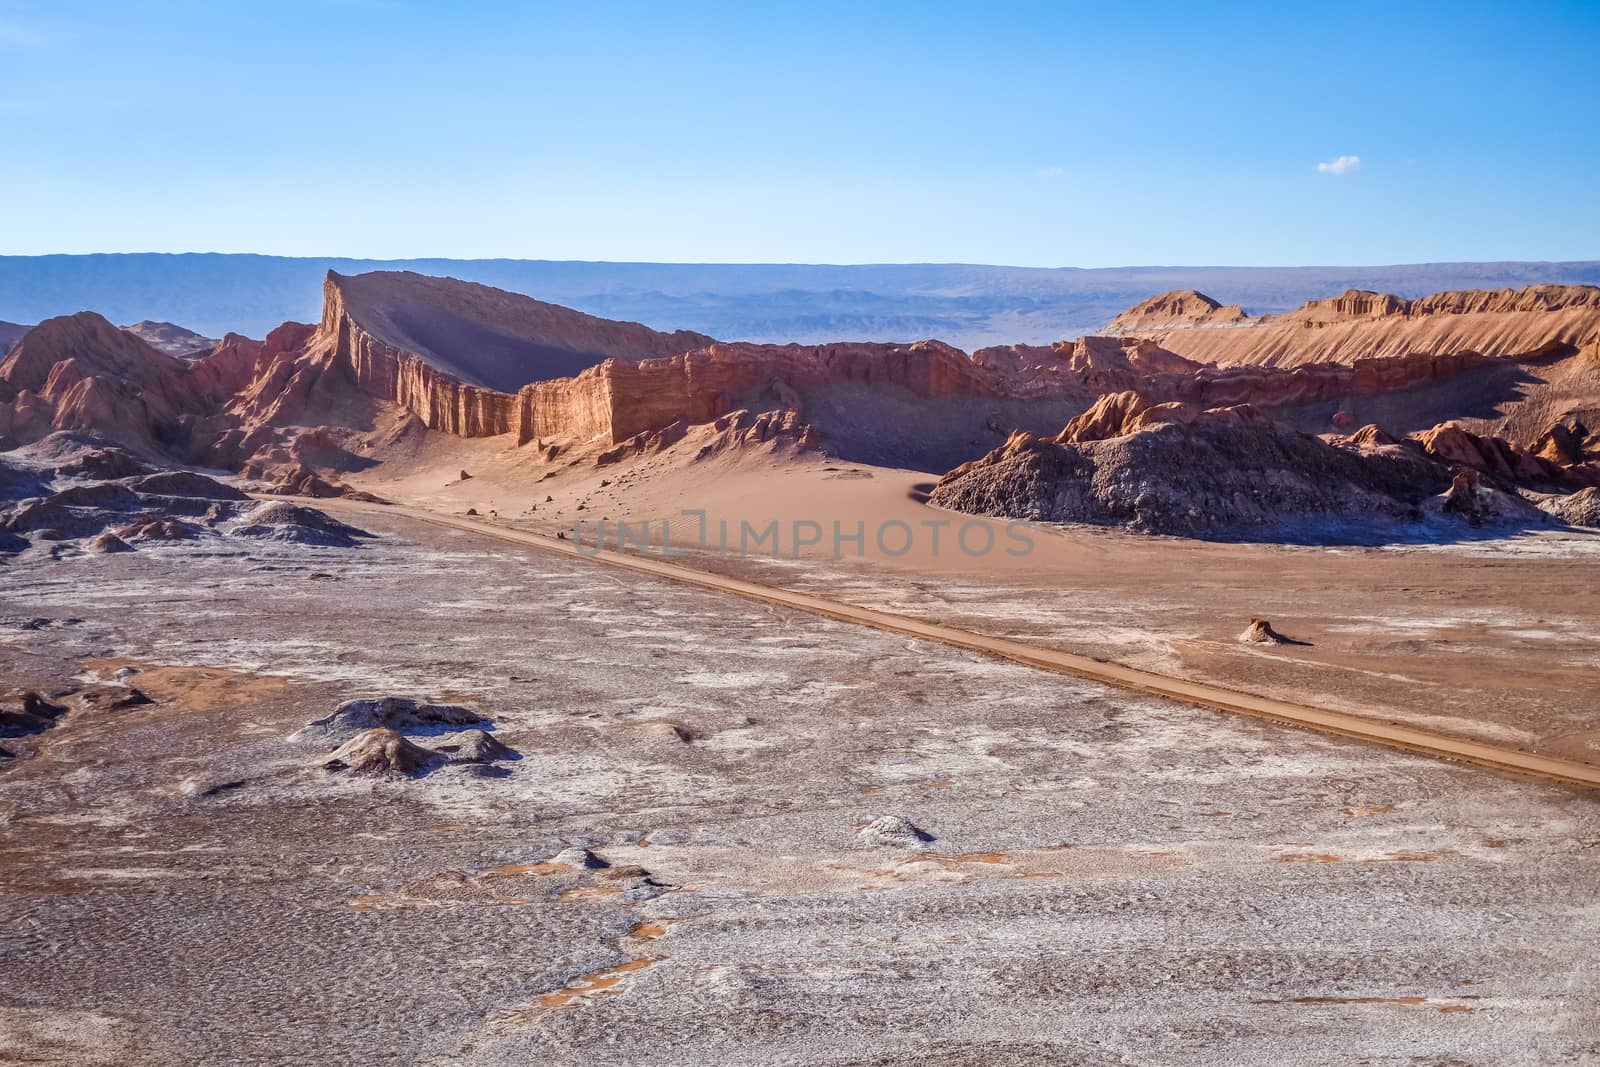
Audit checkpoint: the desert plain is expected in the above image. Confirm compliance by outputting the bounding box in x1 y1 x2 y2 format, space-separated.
3 269 1600 1065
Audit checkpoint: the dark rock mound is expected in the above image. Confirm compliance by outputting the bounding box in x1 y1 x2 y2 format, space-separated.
436 729 519 763
321 727 440 779
55 446 149 480
228 500 371 547
48 483 142 510
127 471 248 500
0 455 52 503
291 696 487 743
1541 486 1600 528
931 416 1453 540
0 691 68 738
72 685 155 711
3 497 117 539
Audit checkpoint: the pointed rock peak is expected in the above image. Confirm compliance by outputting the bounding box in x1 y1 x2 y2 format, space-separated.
320 727 439 778
1104 290 1249 334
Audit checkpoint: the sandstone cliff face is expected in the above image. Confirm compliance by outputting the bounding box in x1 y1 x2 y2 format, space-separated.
325 270 714 390
515 338 1021 447
8 269 1600 523
1105 284 1600 369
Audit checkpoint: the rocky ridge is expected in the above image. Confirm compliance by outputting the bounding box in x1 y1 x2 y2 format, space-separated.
1105 284 1600 369
4 271 1600 534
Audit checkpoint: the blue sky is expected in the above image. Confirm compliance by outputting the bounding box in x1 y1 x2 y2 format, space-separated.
1 1 1596 266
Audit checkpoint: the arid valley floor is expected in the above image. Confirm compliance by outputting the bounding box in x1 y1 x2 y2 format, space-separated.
3 504 1598 1066
5 268 1600 1064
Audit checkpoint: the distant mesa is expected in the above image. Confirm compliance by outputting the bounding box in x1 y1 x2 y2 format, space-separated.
1103 289 1248 333
124 321 218 359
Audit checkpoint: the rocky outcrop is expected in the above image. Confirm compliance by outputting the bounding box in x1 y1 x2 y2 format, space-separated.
320 727 440 778
9 270 1598 510
1051 391 1273 444
290 697 485 744
0 438 369 556
857 815 931 848
0 691 68 739
1411 421 1591 487
931 413 1455 539
694 409 821 459
1540 486 1600 528
438 730 518 764
1238 619 1294 645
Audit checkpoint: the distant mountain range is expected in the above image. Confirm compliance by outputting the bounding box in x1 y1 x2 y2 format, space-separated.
2 253 1598 350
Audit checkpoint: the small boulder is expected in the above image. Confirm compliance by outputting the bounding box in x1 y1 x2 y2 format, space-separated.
87 531 134 554
440 729 518 763
551 847 609 869
1238 618 1292 645
857 814 932 848
1441 468 1491 524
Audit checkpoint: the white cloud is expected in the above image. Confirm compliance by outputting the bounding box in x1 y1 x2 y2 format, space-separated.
1316 154 1361 175
1036 166 1065 179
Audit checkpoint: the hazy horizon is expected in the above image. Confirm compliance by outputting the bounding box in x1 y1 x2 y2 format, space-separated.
4 253 1597 349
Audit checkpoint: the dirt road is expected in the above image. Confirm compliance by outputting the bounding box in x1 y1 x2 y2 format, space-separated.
322 499 1600 790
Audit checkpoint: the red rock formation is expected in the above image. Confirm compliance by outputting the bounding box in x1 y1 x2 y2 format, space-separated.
1103 290 1249 333
1052 391 1278 445
1411 421 1593 486
1106 284 1600 368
